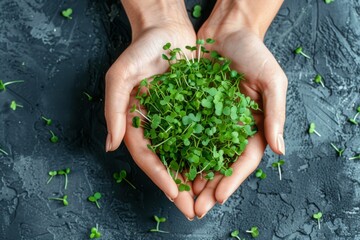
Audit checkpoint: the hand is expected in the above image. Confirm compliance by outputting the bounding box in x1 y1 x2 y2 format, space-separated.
193 0 287 218
105 0 197 220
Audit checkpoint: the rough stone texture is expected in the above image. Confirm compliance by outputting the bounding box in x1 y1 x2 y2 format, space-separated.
0 0 359 239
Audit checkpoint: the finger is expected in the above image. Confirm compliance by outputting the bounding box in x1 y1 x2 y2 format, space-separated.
194 173 223 219
172 173 196 220
192 174 208 196
215 130 266 204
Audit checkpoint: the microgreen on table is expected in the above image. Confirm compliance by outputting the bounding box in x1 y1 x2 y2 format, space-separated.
133 39 258 191
149 215 169 233
294 47 310 59
88 192 102 209
324 0 334 3
113 170 136 189
62 8 73 19
0 147 8 156
90 224 102 239
42 116 52 125
230 230 245 240
348 106 360 125
255 169 267 179
349 155 360 160
0 80 24 91
308 122 321 136
83 92 93 101
246 226 259 238
314 74 325 87
57 168 71 190
192 4 202 18
330 143 345 157
272 160 285 180
49 195 68 206
10 100 23 111
313 212 323 229
47 171 57 184
49 130 59 143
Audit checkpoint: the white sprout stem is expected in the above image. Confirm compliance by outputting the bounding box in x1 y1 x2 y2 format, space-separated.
349 155 360 160
320 80 325 88
245 230 252 234
135 109 151 122
301 52 311 59
16 104 23 108
278 165 282 181
191 52 194 63
354 112 359 121
180 50 191 65
0 148 8 155
330 143 339 152
197 45 201 63
318 219 321 229
4 80 24 86
165 126 173 133
314 130 321 137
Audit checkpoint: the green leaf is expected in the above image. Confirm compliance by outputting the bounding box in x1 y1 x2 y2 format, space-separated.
61 8 73 19
196 39 205 45
154 215 160 222
151 114 161 129
120 170 127 178
193 124 204 134
206 38 215 44
215 102 223 116
188 166 197 181
132 116 141 128
88 196 96 202
313 212 323 219
224 168 233 177
231 230 239 237
205 172 214 180
163 42 171 50
201 98 213 108
94 192 102 199
159 217 166 223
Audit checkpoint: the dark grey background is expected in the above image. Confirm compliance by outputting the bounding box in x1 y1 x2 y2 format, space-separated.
0 0 359 239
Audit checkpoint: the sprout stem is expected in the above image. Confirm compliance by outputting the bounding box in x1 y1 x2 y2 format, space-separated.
124 178 136 189
300 52 311 59
349 155 360 160
314 130 321 137
64 174 68 190
135 109 151 122
318 219 321 229
0 148 9 155
47 176 54 184
278 165 282 181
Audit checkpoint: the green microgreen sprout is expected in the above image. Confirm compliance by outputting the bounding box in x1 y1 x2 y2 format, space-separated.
49 195 68 206
10 100 23 111
330 143 345 157
47 171 57 184
0 80 24 91
89 224 101 239
57 168 71 190
88 192 102 209
113 170 136 189
348 106 360 125
324 0 334 3
308 122 321 136
246 226 259 238
83 92 93 101
314 74 325 87
49 130 59 143
62 8 73 19
313 212 323 229
0 147 9 156
192 4 202 18
42 116 52 125
349 155 360 160
294 47 311 59
230 230 245 240
272 160 285 180
149 215 169 233
255 169 267 180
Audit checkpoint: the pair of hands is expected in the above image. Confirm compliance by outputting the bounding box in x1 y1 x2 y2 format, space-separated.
105 1 287 220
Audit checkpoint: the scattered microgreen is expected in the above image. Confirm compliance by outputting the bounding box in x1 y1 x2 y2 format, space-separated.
349 155 360 160
113 170 136 189
230 230 244 240
0 147 9 156
330 143 345 157
47 171 57 184
0 80 24 91
90 224 102 239
192 4 202 18
10 100 23 111
308 122 321 137
88 192 102 209
42 116 52 125
313 212 323 229
255 169 267 180
62 8 73 19
49 195 68 206
324 0 334 3
83 92 93 101
49 130 59 143
57 168 71 190
348 106 360 125
314 74 325 87
246 226 259 238
272 160 285 180
149 215 169 233
294 47 310 59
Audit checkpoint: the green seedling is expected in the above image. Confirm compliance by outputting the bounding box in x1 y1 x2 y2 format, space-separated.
49 130 59 143
349 155 360 160
330 143 345 157
83 92 93 101
89 224 101 239
49 195 68 206
149 215 169 233
47 171 57 184
294 47 311 59
42 116 52 125
62 8 73 19
230 230 245 240
192 4 202 18
308 122 321 136
313 212 323 229
10 100 23 111
314 74 325 87
255 169 267 179
88 192 102 209
57 168 71 190
0 147 9 156
0 80 24 91
324 0 334 3
272 160 285 180
246 226 259 238
113 170 136 189
348 106 360 125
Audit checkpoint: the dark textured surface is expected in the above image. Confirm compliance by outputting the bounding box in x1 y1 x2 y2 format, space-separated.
0 0 359 239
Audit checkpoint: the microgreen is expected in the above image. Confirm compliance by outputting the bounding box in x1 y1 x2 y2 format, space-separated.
134 39 257 191
192 4 202 18
308 122 321 136
47 171 57 184
113 170 136 189
324 0 334 3
57 168 71 190
62 8 73 19
10 100 23 111
272 160 285 180
149 215 169 233
255 169 267 179
294 47 310 59
330 143 345 157
230 230 245 240
348 106 360 125
49 195 68 206
349 155 360 160
49 130 59 143
90 224 102 239
0 147 9 156
83 92 93 101
246 226 259 238
0 80 24 91
313 212 323 229
41 116 52 125
314 74 325 87
88 192 102 209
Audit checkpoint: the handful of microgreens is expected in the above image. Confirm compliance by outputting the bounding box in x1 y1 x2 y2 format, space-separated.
132 39 258 191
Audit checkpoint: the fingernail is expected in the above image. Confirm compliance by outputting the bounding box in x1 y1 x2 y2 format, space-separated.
187 217 194 221
219 198 228 205
197 213 206 219
105 133 112 152
277 134 285 155
165 194 174 202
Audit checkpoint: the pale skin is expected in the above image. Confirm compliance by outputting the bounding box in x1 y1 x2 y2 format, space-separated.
105 0 287 220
